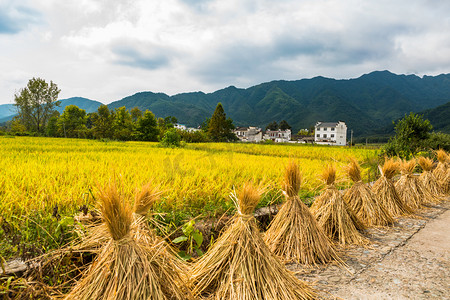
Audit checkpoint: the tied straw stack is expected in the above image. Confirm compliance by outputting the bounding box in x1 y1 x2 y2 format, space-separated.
310 165 367 247
264 161 340 266
433 150 450 194
418 157 445 200
372 158 413 217
64 182 191 300
343 159 394 227
189 182 316 300
395 159 436 210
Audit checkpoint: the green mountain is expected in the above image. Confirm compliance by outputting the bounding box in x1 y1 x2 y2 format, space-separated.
107 71 450 136
0 104 15 119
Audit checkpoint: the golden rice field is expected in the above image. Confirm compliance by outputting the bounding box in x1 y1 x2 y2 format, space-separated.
0 136 379 218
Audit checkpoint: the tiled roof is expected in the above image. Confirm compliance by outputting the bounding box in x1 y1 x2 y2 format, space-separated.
316 122 339 128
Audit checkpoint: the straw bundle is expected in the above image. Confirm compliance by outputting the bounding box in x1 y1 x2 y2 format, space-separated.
372 158 413 217
190 183 316 300
418 157 445 199
343 159 394 227
310 165 367 247
65 183 191 300
434 150 450 194
395 159 436 210
264 161 340 265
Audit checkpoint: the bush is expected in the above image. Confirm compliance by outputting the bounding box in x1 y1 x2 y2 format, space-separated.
160 128 182 147
179 130 210 143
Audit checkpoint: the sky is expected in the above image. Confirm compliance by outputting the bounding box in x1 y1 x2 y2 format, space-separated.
0 0 449 105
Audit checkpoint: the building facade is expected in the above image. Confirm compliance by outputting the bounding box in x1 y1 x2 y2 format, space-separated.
263 129 291 143
314 121 347 146
234 126 263 143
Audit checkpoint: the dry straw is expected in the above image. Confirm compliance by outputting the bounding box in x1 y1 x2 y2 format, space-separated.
418 156 445 200
343 159 394 227
189 182 316 300
65 182 191 300
372 158 413 217
433 150 450 194
395 159 436 210
310 165 367 247
264 161 341 265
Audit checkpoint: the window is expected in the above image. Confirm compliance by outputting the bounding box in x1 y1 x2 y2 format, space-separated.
323 128 327 131
323 134 327 138
331 128 335 131
316 134 320 137
331 134 335 138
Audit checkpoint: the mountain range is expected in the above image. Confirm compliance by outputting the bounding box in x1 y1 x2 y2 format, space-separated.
1 71 449 137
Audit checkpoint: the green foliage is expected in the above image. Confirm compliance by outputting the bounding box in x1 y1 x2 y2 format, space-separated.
160 128 181 147
279 119 291 130
178 129 210 143
91 105 114 139
207 103 236 142
426 132 450 151
57 105 88 138
14 78 61 133
130 107 142 122
112 107 134 140
266 121 278 131
172 219 203 260
381 112 433 158
136 110 159 141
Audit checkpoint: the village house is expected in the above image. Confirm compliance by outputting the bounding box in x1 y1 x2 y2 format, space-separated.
234 126 263 143
314 121 347 146
263 129 291 143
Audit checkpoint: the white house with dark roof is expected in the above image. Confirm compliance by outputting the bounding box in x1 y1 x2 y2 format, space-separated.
234 126 263 143
263 129 291 143
314 121 347 146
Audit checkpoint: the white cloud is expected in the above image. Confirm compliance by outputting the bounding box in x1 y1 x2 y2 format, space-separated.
0 0 449 104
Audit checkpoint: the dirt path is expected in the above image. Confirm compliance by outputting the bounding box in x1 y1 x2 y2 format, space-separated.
292 200 450 300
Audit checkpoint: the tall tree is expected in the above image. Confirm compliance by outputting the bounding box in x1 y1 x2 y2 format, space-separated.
113 107 133 140
14 77 60 133
130 107 143 122
279 120 292 131
91 105 114 139
382 112 433 158
265 121 278 131
57 105 87 138
136 110 159 141
207 103 236 142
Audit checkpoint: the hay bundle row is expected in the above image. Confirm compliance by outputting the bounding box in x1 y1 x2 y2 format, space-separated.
343 159 394 227
310 165 367 247
189 183 316 300
395 159 439 210
372 158 413 217
264 161 340 266
418 157 445 199
434 150 450 194
65 183 191 300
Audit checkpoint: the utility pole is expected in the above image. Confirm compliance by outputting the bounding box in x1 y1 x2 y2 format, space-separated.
350 130 353 147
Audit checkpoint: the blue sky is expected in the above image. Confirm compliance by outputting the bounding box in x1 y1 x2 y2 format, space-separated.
0 0 449 104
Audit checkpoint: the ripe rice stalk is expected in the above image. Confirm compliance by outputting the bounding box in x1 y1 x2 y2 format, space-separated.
343 159 394 227
433 150 450 194
189 182 316 300
418 157 445 199
372 158 413 217
310 165 368 247
264 161 341 266
65 182 192 300
395 159 436 210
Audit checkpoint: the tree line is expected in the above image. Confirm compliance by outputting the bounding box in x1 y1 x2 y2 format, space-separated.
1 78 237 144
